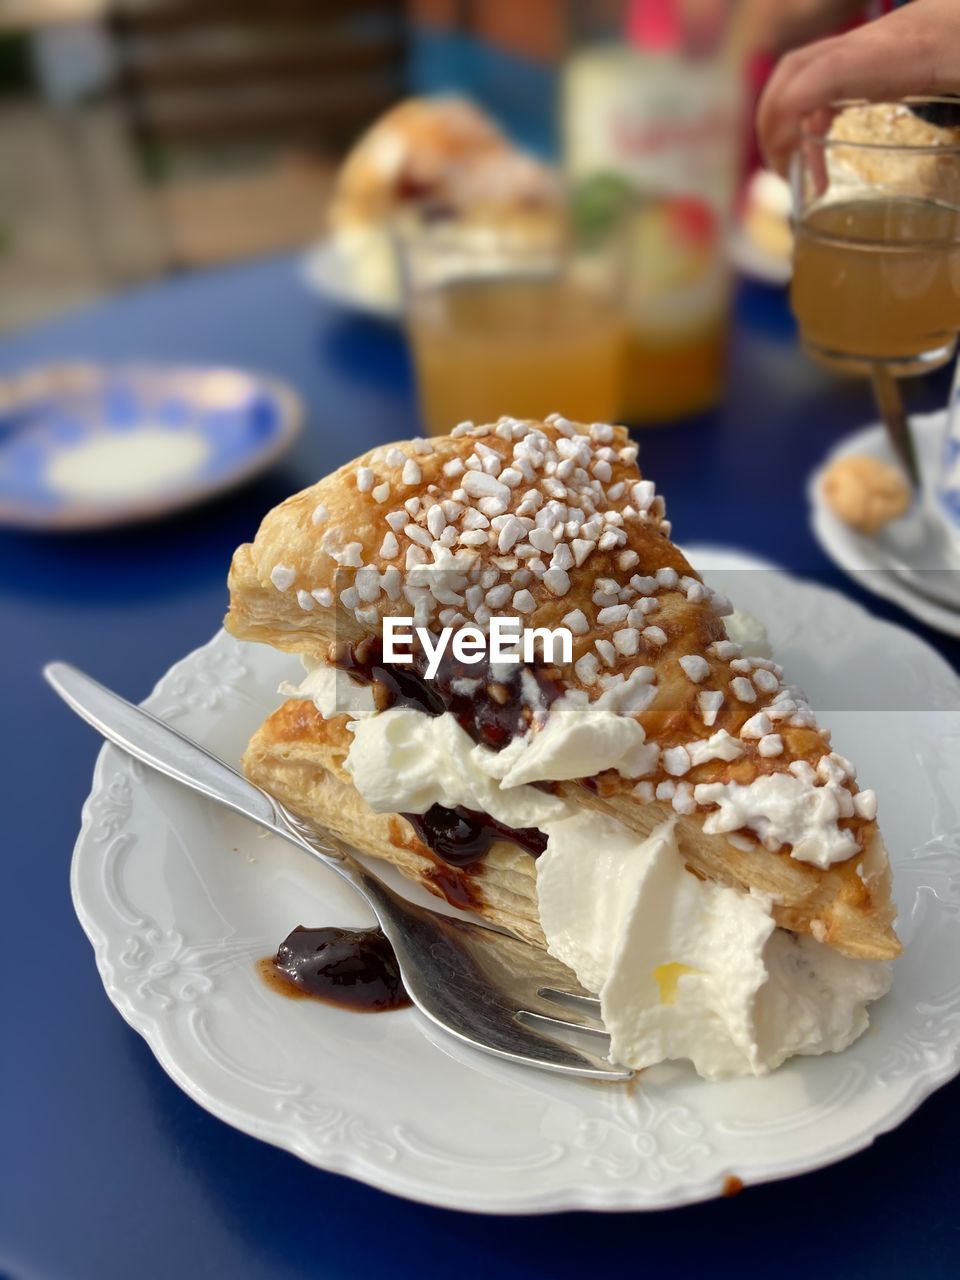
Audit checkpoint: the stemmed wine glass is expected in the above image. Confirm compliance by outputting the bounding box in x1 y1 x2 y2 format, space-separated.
791 98 960 595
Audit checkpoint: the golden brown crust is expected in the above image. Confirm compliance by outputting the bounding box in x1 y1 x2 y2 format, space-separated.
560 784 897 960
225 421 703 677
226 416 900 961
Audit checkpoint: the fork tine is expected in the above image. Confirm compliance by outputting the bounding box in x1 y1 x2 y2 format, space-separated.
523 992 606 1032
509 1011 629 1079
512 1011 629 1078
417 1002 631 1078
320 849 631 1076
537 987 603 1015
515 1009 612 1042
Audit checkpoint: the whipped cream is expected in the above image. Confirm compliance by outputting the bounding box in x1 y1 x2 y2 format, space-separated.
486 669 660 787
281 660 378 721
336 695 889 1078
537 812 890 1078
312 660 665 798
725 607 773 658
345 705 571 830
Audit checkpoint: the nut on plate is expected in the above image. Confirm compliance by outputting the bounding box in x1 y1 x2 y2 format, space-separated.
822 454 911 536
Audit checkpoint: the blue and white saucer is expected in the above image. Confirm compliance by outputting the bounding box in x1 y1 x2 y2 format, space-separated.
0 362 302 530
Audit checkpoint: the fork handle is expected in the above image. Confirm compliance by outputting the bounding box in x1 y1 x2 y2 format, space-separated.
45 662 291 828
45 661 402 922
272 803 407 919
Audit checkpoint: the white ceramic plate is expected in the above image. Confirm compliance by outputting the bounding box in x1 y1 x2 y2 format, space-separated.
301 239 401 322
71 557 960 1213
810 411 960 638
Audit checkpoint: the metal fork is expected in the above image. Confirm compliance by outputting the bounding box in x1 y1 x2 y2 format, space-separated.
45 662 629 1080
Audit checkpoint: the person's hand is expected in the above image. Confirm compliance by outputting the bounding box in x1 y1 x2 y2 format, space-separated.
757 0 960 175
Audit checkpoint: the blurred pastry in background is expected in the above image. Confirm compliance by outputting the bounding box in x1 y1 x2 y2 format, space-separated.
829 101 960 155
828 103 960 196
742 169 793 262
821 454 911 536
729 169 792 286
327 97 561 308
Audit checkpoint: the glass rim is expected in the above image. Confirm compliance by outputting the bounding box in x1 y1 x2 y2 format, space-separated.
800 97 960 155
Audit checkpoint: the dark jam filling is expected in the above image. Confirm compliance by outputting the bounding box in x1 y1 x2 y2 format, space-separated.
334 635 562 750
403 804 548 867
261 925 411 1013
334 636 558 867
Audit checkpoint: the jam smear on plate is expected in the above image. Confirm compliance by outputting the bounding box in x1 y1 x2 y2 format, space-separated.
259 925 411 1013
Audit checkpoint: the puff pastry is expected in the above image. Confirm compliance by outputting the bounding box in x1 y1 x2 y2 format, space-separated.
330 96 558 233
828 103 960 199
226 417 900 963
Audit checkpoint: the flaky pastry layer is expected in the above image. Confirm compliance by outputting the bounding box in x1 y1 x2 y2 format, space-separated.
243 700 545 946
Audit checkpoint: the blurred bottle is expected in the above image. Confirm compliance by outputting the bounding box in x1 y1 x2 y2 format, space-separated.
564 0 745 423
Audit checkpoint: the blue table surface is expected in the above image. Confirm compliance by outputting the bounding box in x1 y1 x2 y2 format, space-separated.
3 256 959 1280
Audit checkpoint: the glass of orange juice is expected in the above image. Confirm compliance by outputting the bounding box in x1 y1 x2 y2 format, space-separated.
398 219 626 437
